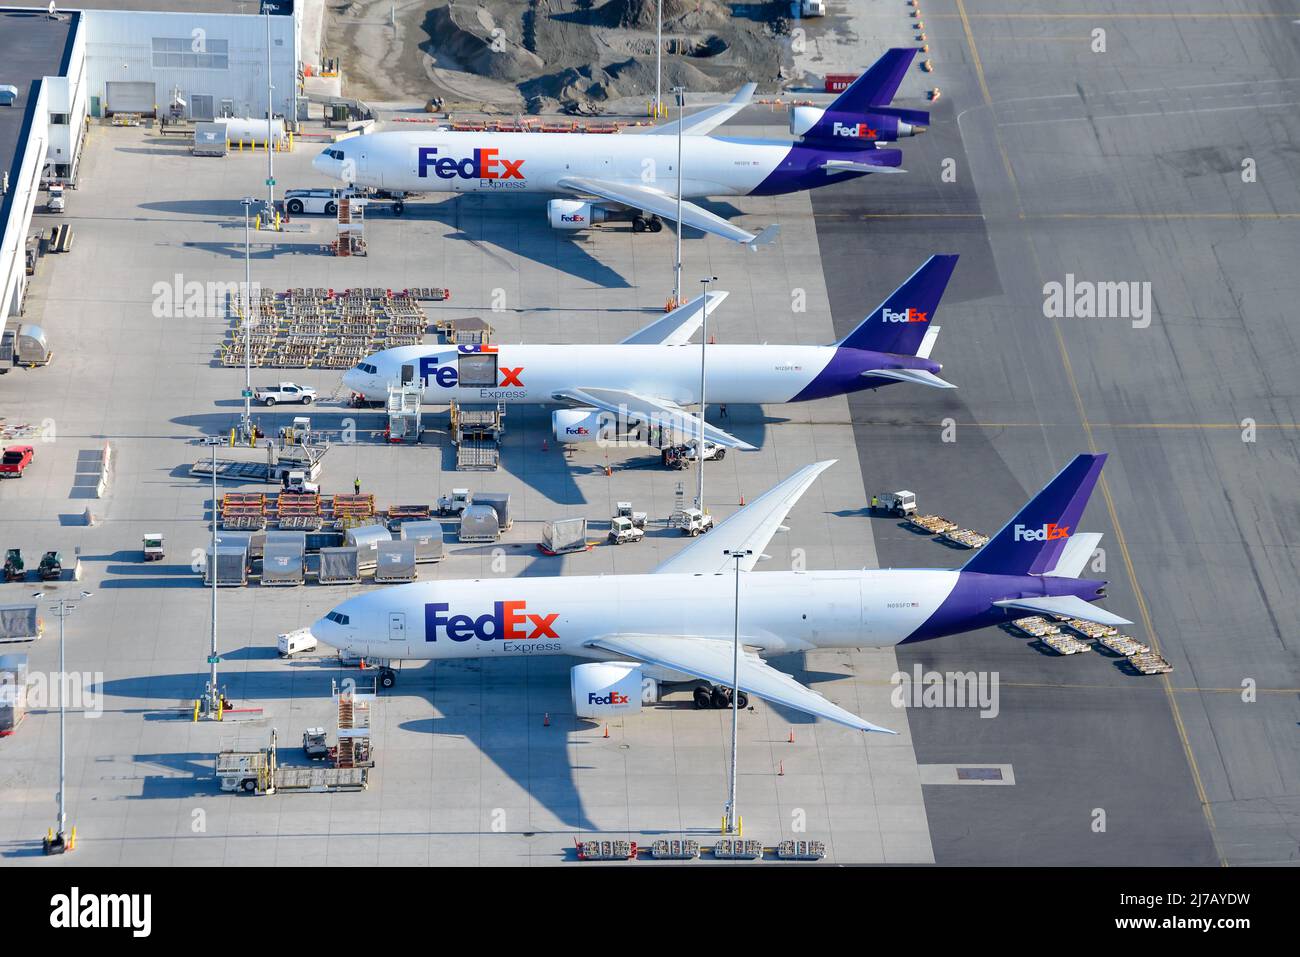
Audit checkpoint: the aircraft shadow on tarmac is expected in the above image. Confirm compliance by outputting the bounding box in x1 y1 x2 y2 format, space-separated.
396 192 746 290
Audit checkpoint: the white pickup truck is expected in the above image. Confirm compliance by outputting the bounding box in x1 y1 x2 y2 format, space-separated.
254 382 316 406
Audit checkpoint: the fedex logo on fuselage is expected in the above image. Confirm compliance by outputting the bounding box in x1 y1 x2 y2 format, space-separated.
418 353 524 389
426 600 559 642
832 121 877 139
1013 523 1070 542
418 147 525 181
588 691 629 706
882 307 928 323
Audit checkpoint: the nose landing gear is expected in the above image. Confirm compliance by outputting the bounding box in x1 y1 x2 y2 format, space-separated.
693 684 748 710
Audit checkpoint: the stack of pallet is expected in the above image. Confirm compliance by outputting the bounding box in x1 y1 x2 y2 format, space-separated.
330 493 376 529
274 492 322 530
220 493 266 531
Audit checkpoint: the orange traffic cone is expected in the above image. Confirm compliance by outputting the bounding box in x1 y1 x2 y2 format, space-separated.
603 724 610 739
788 728 795 743
543 712 550 727
739 494 745 506
778 761 784 776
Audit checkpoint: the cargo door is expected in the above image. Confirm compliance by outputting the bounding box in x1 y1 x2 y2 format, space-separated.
105 81 156 116
387 612 408 655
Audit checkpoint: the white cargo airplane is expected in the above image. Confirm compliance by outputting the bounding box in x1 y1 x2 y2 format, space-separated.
312 49 928 246
343 255 959 450
310 454 1128 733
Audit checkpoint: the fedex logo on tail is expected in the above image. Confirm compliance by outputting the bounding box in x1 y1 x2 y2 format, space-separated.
882 307 928 323
418 147 525 181
426 600 559 642
1013 523 1070 542
832 121 878 140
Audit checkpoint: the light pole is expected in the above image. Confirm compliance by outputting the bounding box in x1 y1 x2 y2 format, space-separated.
655 0 663 118
264 10 276 220
695 274 716 512
722 548 751 835
241 197 254 440
673 86 685 306
202 437 223 718
35 589 92 854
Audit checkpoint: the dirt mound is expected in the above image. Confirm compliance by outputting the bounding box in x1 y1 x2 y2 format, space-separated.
429 2 545 82
613 0 729 29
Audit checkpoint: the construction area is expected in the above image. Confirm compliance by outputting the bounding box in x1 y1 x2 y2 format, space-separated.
326 0 792 112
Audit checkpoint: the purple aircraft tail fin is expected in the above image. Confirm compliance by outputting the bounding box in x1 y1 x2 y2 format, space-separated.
963 454 1108 577
837 255 958 354
830 49 918 113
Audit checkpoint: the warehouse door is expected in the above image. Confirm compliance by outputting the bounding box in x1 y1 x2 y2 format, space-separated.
190 94 215 122
106 81 156 116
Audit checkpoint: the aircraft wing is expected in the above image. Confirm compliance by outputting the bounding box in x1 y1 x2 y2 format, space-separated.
556 175 778 248
654 460 835 575
642 83 757 137
554 386 755 450
620 290 729 346
588 633 896 734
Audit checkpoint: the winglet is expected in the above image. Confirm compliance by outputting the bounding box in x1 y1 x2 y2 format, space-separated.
748 224 780 250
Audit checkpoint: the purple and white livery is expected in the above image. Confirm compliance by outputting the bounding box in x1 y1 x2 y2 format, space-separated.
343 255 959 450
309 454 1127 733
312 49 928 246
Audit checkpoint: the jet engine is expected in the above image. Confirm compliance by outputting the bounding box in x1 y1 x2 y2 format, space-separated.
552 408 606 443
790 107 923 141
572 662 646 719
547 200 612 230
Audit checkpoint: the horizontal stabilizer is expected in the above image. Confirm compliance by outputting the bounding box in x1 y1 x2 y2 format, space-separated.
993 595 1132 627
916 325 941 359
823 161 907 174
1044 532 1103 578
867 367 956 389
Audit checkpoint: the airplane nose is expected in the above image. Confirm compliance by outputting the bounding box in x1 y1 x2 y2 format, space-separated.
312 150 327 173
342 367 360 393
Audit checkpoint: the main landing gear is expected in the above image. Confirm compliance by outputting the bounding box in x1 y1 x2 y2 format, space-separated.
632 213 664 234
693 684 748 711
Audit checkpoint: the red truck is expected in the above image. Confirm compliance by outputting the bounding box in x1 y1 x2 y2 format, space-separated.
0 446 35 478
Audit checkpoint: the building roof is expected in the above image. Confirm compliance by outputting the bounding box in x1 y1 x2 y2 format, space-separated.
0 9 77 235
0 1 292 14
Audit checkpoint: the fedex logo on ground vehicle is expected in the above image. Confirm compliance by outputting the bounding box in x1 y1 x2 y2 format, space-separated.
418 355 524 389
417 147 525 181
426 600 559 642
1013 523 1070 542
588 691 629 706
832 121 877 139
882 307 927 323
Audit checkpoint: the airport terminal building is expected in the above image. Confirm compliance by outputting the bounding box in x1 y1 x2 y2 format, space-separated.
0 1 302 329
